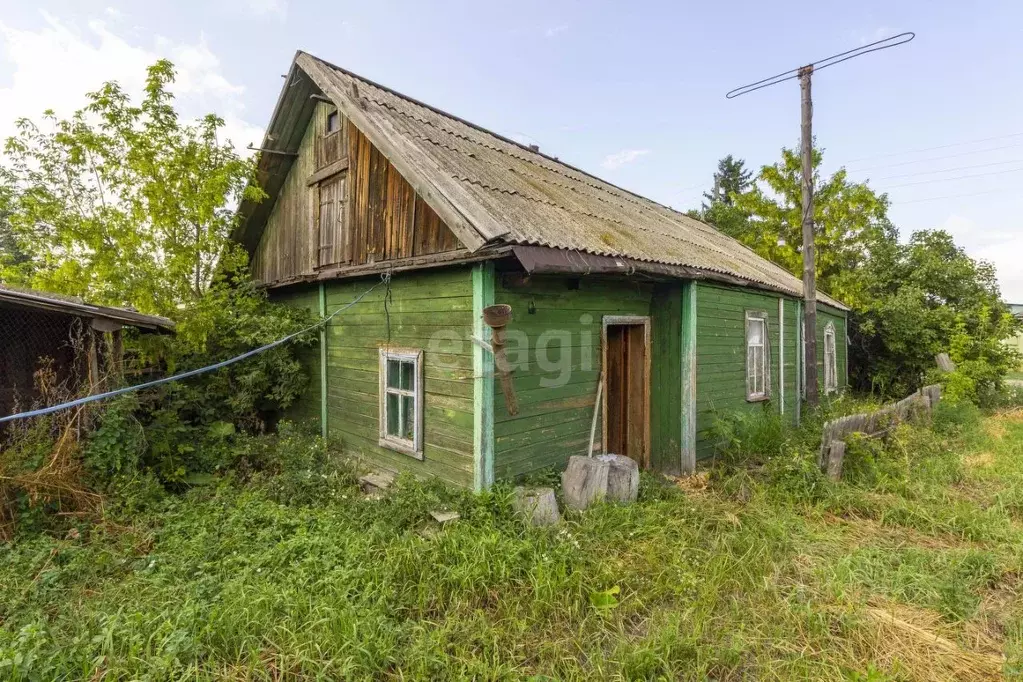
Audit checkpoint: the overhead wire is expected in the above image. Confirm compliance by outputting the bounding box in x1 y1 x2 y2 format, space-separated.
842 131 1023 164
725 32 915 99
881 166 1023 189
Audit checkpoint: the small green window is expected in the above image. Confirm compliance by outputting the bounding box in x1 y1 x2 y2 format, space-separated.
379 348 423 458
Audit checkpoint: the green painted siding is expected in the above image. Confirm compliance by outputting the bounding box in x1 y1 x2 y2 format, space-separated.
276 267 476 486
270 284 322 425
694 283 797 460
492 276 652 480
650 283 683 475
816 304 849 394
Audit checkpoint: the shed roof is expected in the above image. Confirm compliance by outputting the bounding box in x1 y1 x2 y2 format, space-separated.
0 285 176 333
237 51 847 310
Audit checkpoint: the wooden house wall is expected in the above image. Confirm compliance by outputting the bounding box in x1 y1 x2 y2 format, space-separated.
816 304 849 395
251 104 322 284
491 276 653 481
251 105 462 286
693 284 799 461
649 282 683 474
321 268 475 486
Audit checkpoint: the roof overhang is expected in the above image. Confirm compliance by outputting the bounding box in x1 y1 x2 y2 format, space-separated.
0 287 176 334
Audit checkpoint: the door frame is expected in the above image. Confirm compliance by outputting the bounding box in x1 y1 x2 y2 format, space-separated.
601 315 652 466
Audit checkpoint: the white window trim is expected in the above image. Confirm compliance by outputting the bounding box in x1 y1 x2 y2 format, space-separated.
378 348 424 459
746 311 770 402
823 322 838 394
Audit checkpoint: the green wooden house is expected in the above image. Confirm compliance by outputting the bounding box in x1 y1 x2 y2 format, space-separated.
234 52 849 489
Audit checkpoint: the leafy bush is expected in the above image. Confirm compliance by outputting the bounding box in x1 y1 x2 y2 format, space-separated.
710 406 787 466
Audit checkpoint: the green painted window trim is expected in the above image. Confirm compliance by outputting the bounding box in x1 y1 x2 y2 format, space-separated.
472 262 495 490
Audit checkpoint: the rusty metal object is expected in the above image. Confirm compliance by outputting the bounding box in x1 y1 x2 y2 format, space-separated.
483 304 519 416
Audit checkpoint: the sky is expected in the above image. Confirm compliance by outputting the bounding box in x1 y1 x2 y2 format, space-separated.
1 0 1021 299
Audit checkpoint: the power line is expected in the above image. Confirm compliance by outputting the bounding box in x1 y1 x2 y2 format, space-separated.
843 131 1023 164
881 166 1023 189
895 186 1020 205
868 158 1023 181
847 141 1023 173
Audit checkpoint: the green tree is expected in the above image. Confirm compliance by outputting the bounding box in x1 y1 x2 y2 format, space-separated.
732 145 896 307
702 154 753 207
0 59 264 316
851 230 1018 400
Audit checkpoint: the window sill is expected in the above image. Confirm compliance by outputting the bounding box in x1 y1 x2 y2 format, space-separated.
379 436 424 460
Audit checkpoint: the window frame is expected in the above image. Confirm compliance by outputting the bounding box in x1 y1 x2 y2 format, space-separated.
745 310 771 402
378 348 424 459
325 109 340 134
823 322 838 394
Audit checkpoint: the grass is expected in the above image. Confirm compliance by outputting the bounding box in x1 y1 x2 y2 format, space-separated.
1006 370 1023 382
1 408 1022 680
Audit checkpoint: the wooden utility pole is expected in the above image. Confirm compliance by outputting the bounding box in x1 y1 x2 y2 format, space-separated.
726 32 915 413
799 65 818 407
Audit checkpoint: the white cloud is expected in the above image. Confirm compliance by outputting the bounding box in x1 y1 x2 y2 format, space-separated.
0 12 263 154
544 24 568 38
939 214 1023 301
601 148 650 170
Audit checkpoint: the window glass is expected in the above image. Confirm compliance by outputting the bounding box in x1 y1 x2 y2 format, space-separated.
326 110 339 133
380 351 423 456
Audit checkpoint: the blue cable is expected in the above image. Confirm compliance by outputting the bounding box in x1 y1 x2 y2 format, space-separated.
0 277 387 424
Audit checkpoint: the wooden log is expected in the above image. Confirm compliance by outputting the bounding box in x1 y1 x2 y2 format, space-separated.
561 455 609 510
512 487 561 526
826 440 846 481
597 454 639 504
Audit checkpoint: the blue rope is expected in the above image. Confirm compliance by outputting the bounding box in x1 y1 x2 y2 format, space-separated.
0 277 388 424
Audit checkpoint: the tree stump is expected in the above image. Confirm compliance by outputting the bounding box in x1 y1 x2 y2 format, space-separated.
512 487 561 526
597 454 639 503
561 455 610 510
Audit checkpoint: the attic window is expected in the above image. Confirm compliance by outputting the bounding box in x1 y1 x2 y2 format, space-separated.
325 110 340 134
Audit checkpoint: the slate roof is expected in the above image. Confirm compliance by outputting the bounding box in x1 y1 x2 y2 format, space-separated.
0 284 175 333
239 51 847 310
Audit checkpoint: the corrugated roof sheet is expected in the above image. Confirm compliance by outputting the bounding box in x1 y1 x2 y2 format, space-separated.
0 285 175 333
251 52 847 309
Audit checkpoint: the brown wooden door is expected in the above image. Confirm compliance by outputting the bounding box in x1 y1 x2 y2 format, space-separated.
604 322 649 467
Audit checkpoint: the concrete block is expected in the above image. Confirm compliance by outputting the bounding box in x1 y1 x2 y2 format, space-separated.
561 455 610 510
597 454 639 503
512 487 561 526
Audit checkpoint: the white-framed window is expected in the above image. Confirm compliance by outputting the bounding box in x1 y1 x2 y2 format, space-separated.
823 322 838 394
378 348 424 458
746 311 770 401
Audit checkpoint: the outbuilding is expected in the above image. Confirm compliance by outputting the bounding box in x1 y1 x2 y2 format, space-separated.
234 52 848 489
0 285 174 423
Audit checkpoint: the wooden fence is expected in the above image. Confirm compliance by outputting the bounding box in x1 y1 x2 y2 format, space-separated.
818 384 943 479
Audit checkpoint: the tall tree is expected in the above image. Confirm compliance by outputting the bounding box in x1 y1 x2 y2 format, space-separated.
733 145 896 307
0 60 264 315
702 154 753 207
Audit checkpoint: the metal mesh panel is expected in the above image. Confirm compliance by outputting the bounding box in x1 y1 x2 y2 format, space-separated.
0 306 88 421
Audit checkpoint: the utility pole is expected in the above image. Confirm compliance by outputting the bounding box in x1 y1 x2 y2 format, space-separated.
726 32 914 409
799 65 818 406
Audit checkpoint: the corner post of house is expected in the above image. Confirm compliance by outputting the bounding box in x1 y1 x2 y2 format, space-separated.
795 299 803 426
778 298 785 417
319 282 328 439
680 280 697 475
472 262 496 491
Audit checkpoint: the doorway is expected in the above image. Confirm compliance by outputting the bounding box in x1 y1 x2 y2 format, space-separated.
602 316 650 467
